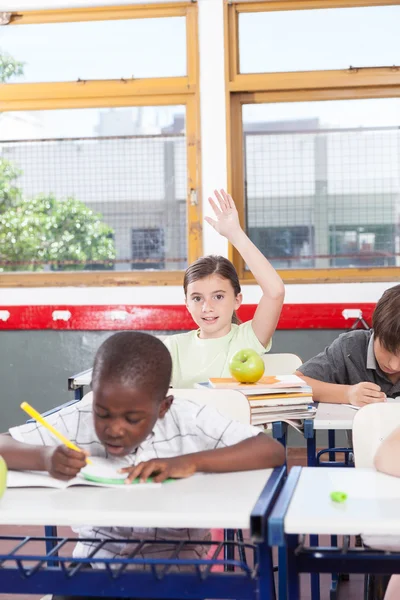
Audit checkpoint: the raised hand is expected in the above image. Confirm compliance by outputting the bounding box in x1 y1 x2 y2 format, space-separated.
205 189 242 240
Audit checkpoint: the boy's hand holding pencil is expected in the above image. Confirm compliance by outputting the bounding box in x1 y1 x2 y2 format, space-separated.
43 444 88 481
20 401 91 480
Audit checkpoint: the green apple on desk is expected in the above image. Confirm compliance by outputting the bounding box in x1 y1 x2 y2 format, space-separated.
229 349 265 383
0 456 7 498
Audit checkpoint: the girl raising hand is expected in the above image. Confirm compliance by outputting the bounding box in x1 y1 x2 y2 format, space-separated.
164 189 285 388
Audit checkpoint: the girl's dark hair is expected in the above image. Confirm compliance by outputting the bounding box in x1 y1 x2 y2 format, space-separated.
183 255 241 324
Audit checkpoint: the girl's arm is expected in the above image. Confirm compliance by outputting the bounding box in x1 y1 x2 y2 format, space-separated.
206 189 285 346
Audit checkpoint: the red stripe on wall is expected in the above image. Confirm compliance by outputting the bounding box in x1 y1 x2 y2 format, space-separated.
0 303 375 330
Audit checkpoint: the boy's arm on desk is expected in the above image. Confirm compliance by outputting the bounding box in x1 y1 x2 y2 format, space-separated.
0 433 86 480
295 372 386 407
295 373 350 404
122 433 285 484
0 433 49 471
374 425 400 477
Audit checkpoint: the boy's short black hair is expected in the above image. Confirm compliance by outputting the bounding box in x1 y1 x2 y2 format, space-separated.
92 332 172 399
373 284 400 354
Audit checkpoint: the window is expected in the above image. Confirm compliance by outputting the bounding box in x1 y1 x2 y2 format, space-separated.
132 228 166 270
0 17 186 83
0 3 200 285
0 106 187 273
239 5 400 74
227 0 400 282
243 98 400 271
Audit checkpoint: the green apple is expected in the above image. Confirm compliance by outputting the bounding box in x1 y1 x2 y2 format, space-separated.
0 456 7 498
229 348 265 383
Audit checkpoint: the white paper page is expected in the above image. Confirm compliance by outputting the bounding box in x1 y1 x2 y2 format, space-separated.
7 470 68 489
7 457 162 489
345 398 399 410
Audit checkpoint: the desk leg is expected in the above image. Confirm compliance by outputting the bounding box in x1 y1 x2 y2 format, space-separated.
309 535 320 600
278 545 287 600
286 535 300 600
258 542 276 600
303 420 316 467
328 430 336 462
272 421 288 448
224 529 235 572
44 525 59 567
305 435 316 467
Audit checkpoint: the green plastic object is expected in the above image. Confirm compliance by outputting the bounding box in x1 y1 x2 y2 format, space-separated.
330 490 347 503
82 472 155 485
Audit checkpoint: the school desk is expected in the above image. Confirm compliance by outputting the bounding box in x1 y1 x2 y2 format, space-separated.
269 466 400 600
68 367 92 400
0 467 285 599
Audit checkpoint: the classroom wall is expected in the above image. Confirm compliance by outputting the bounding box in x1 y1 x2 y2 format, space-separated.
0 328 344 448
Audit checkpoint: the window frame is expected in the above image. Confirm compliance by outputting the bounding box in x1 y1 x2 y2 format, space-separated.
0 2 201 287
226 0 400 284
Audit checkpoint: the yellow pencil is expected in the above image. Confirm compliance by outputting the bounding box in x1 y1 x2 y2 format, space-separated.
20 402 92 465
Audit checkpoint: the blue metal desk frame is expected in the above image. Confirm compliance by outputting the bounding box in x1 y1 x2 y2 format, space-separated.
272 415 353 600
269 466 399 600
0 467 286 599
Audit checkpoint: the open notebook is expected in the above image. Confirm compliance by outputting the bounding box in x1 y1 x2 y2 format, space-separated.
6 457 162 489
346 397 399 410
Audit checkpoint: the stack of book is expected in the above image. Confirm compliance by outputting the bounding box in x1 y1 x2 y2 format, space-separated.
208 374 315 427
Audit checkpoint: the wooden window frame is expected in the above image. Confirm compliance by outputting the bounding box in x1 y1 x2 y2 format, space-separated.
225 0 400 284
0 2 201 288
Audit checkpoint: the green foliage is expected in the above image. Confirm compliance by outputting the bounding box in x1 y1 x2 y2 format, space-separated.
0 194 116 271
0 52 115 272
0 158 22 211
0 49 24 83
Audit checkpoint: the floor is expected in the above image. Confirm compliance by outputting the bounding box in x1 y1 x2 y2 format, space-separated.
0 449 375 599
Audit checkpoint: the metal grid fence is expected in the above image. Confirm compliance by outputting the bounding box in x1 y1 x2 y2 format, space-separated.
244 126 400 269
0 133 187 272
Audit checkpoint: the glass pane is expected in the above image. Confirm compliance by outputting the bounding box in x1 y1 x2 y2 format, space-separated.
0 17 186 83
243 98 400 270
0 106 187 272
239 6 400 73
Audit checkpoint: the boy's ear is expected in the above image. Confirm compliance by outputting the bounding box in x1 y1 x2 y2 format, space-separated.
159 394 174 418
235 292 243 310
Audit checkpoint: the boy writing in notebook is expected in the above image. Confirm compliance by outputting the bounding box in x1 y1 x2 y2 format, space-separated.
296 285 400 406
0 331 284 600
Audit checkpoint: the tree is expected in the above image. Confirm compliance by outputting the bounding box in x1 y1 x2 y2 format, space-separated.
0 158 22 211
0 193 116 272
0 52 116 271
0 50 24 82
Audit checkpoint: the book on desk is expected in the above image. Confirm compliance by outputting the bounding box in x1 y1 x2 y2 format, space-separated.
6 457 163 489
197 374 316 427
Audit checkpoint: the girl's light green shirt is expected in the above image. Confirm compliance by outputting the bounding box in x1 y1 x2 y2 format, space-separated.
164 320 272 388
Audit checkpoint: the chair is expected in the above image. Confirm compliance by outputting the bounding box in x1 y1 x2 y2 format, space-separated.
169 388 258 574
172 388 251 424
353 402 400 468
262 353 302 376
352 403 400 599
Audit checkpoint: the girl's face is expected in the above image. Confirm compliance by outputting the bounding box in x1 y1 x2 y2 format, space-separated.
185 274 242 339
